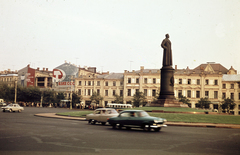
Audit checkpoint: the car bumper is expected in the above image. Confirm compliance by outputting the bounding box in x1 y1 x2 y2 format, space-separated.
149 124 167 128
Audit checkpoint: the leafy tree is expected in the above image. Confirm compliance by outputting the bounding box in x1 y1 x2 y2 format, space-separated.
56 92 65 103
153 90 160 101
90 91 103 104
42 90 55 103
178 95 191 107
132 91 146 107
221 97 236 113
72 92 82 107
196 97 211 109
113 94 123 103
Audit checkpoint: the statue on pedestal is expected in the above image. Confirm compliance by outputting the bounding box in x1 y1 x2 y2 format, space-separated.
161 34 172 66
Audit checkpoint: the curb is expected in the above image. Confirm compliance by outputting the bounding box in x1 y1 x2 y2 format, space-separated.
34 113 240 129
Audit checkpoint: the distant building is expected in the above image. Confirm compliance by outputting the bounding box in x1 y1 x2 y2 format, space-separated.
74 62 240 115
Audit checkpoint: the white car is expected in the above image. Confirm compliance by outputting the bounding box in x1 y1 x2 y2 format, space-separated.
0 102 7 106
86 108 119 125
2 104 24 112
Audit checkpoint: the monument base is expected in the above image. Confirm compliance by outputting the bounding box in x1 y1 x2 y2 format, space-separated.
150 99 189 108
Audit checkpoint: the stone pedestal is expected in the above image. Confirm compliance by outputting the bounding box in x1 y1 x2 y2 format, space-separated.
151 99 189 108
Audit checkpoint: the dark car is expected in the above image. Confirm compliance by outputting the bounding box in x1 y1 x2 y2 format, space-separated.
107 110 167 132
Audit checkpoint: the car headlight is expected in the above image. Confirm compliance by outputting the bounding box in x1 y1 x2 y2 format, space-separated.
154 120 163 123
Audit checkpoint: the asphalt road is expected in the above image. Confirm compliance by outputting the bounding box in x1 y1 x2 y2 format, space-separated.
0 107 239 155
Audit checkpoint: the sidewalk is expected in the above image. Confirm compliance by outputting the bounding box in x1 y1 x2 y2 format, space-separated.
34 113 240 129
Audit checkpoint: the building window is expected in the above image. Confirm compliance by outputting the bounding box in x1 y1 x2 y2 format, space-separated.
205 79 209 85
136 78 139 83
144 78 148 84
205 91 209 98
231 93 234 100
178 90 182 97
97 89 100 95
105 90 108 96
78 89 81 95
128 78 131 83
105 81 108 86
113 81 116 86
187 90 191 98
88 89 91 96
188 79 191 85
179 79 182 84
113 90 116 96
222 92 226 99
239 93 240 100
97 81 100 86
88 81 91 86
214 80 218 85
197 79 200 85
222 84 226 89
127 89 131 96
85 81 87 86
78 81 82 86
152 89 156 97
120 81 123 86
92 81 94 86
231 84 234 89
214 91 218 99
196 91 200 98
153 78 156 84
136 89 139 93
120 90 123 96
144 89 147 96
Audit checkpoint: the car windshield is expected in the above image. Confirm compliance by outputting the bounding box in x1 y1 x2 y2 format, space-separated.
106 110 118 114
139 111 149 117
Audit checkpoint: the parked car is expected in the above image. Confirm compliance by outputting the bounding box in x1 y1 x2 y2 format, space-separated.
0 102 7 106
2 103 24 112
107 110 167 132
86 108 119 125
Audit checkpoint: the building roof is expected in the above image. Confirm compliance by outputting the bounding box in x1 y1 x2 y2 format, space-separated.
222 74 240 82
193 62 229 74
97 73 123 79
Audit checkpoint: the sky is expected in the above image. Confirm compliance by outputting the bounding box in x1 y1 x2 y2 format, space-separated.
1 0 240 74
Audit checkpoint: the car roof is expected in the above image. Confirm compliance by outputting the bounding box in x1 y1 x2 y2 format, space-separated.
95 108 116 110
120 110 144 113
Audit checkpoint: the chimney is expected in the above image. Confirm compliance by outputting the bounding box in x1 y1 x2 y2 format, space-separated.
46 68 48 71
43 68 45 71
37 67 39 71
175 65 177 70
140 66 144 70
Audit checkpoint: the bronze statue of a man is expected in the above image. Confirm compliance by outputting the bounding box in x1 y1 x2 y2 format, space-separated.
161 34 172 66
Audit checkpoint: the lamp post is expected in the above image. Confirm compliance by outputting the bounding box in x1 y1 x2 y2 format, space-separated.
14 79 17 103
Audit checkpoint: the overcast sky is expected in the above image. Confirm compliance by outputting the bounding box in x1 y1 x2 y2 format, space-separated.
1 0 240 73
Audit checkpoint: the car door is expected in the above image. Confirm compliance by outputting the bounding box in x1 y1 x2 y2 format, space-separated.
118 112 131 125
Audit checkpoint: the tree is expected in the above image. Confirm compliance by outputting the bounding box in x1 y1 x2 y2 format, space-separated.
196 97 211 109
72 92 82 107
56 92 65 103
178 95 191 107
90 92 103 104
113 94 123 103
221 97 236 113
132 91 146 107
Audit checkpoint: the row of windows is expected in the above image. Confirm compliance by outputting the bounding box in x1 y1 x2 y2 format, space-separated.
78 81 123 86
127 78 157 84
178 79 219 85
0 78 15 82
222 83 240 89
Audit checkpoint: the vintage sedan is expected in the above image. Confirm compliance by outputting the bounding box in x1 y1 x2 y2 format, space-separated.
107 110 167 131
2 103 24 112
86 108 119 125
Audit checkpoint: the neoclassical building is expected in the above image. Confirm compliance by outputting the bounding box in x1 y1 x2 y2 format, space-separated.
74 62 240 115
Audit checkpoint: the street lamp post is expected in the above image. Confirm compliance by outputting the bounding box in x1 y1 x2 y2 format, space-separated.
70 76 73 109
14 79 17 103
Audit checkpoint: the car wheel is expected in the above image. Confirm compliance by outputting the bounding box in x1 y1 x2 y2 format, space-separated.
143 124 151 131
9 109 12 113
3 109 5 112
118 124 123 129
112 124 116 129
154 127 161 132
18 109 22 113
88 119 92 124
91 120 96 125
126 127 131 130
101 122 106 125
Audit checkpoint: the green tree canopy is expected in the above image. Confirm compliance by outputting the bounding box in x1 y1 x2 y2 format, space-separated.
197 97 211 109
113 94 123 104
178 95 191 107
221 97 236 113
132 91 146 107
90 92 103 104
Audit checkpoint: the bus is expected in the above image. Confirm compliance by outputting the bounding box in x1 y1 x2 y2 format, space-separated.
106 103 132 109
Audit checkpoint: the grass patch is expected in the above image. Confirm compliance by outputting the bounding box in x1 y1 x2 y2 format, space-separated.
57 111 92 117
56 110 240 125
132 107 211 112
